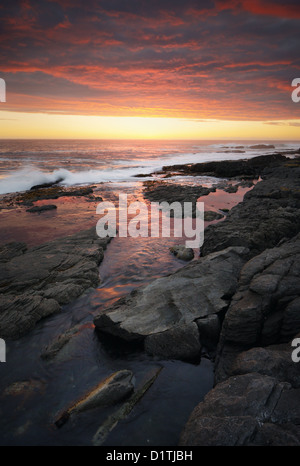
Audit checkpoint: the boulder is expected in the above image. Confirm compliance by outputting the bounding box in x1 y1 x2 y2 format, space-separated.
230 340 300 388
94 246 248 360
169 245 194 261
215 233 300 382
179 372 299 446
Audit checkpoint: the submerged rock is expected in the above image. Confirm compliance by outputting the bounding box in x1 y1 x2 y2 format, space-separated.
204 211 224 221
55 370 134 428
26 204 57 213
41 324 83 360
93 367 162 445
2 379 46 399
169 245 194 261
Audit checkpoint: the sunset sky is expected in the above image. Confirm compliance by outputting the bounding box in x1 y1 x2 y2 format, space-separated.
0 0 300 139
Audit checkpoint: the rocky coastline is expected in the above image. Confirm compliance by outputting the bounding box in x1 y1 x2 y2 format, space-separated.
0 152 300 445
95 153 300 445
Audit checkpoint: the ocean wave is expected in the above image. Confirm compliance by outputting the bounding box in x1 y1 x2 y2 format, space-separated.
0 165 157 195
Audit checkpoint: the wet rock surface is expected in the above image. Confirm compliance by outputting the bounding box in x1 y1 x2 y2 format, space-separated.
160 153 288 178
215 233 300 382
179 372 300 446
169 245 194 261
26 204 57 213
54 369 134 427
94 246 248 359
143 181 214 217
0 228 111 339
201 159 300 258
16 185 94 205
178 158 300 446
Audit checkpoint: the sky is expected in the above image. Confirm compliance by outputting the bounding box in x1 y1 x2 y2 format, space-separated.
0 0 300 139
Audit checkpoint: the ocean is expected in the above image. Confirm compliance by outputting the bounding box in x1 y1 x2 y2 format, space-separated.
0 139 298 195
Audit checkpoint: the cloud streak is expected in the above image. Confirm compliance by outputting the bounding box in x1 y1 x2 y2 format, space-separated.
0 0 299 121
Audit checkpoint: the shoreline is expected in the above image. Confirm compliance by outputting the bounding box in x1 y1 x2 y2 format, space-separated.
0 151 300 446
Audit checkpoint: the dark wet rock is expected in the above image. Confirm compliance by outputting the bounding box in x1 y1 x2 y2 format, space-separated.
214 233 300 383
26 204 57 213
204 210 224 221
134 173 153 178
249 144 275 149
223 184 238 193
55 370 134 428
238 180 254 188
196 314 221 352
143 181 214 217
0 242 27 262
218 150 245 153
30 179 64 190
0 228 111 340
250 422 300 446
201 160 300 258
178 157 300 446
230 339 300 388
161 153 287 179
219 208 229 214
0 294 60 341
94 246 248 360
144 323 201 361
179 372 300 446
93 367 162 445
169 245 194 261
16 186 94 205
85 195 103 202
1 379 46 399
41 324 83 360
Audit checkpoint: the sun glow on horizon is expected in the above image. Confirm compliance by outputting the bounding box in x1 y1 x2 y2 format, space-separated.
0 111 300 141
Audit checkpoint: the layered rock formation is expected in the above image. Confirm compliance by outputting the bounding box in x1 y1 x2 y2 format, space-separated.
0 228 111 339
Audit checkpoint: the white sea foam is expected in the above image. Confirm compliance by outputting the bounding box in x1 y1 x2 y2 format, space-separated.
0 140 297 195
0 165 158 195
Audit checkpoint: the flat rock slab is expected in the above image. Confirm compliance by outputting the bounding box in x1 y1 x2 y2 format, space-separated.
94 246 248 359
0 228 111 340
